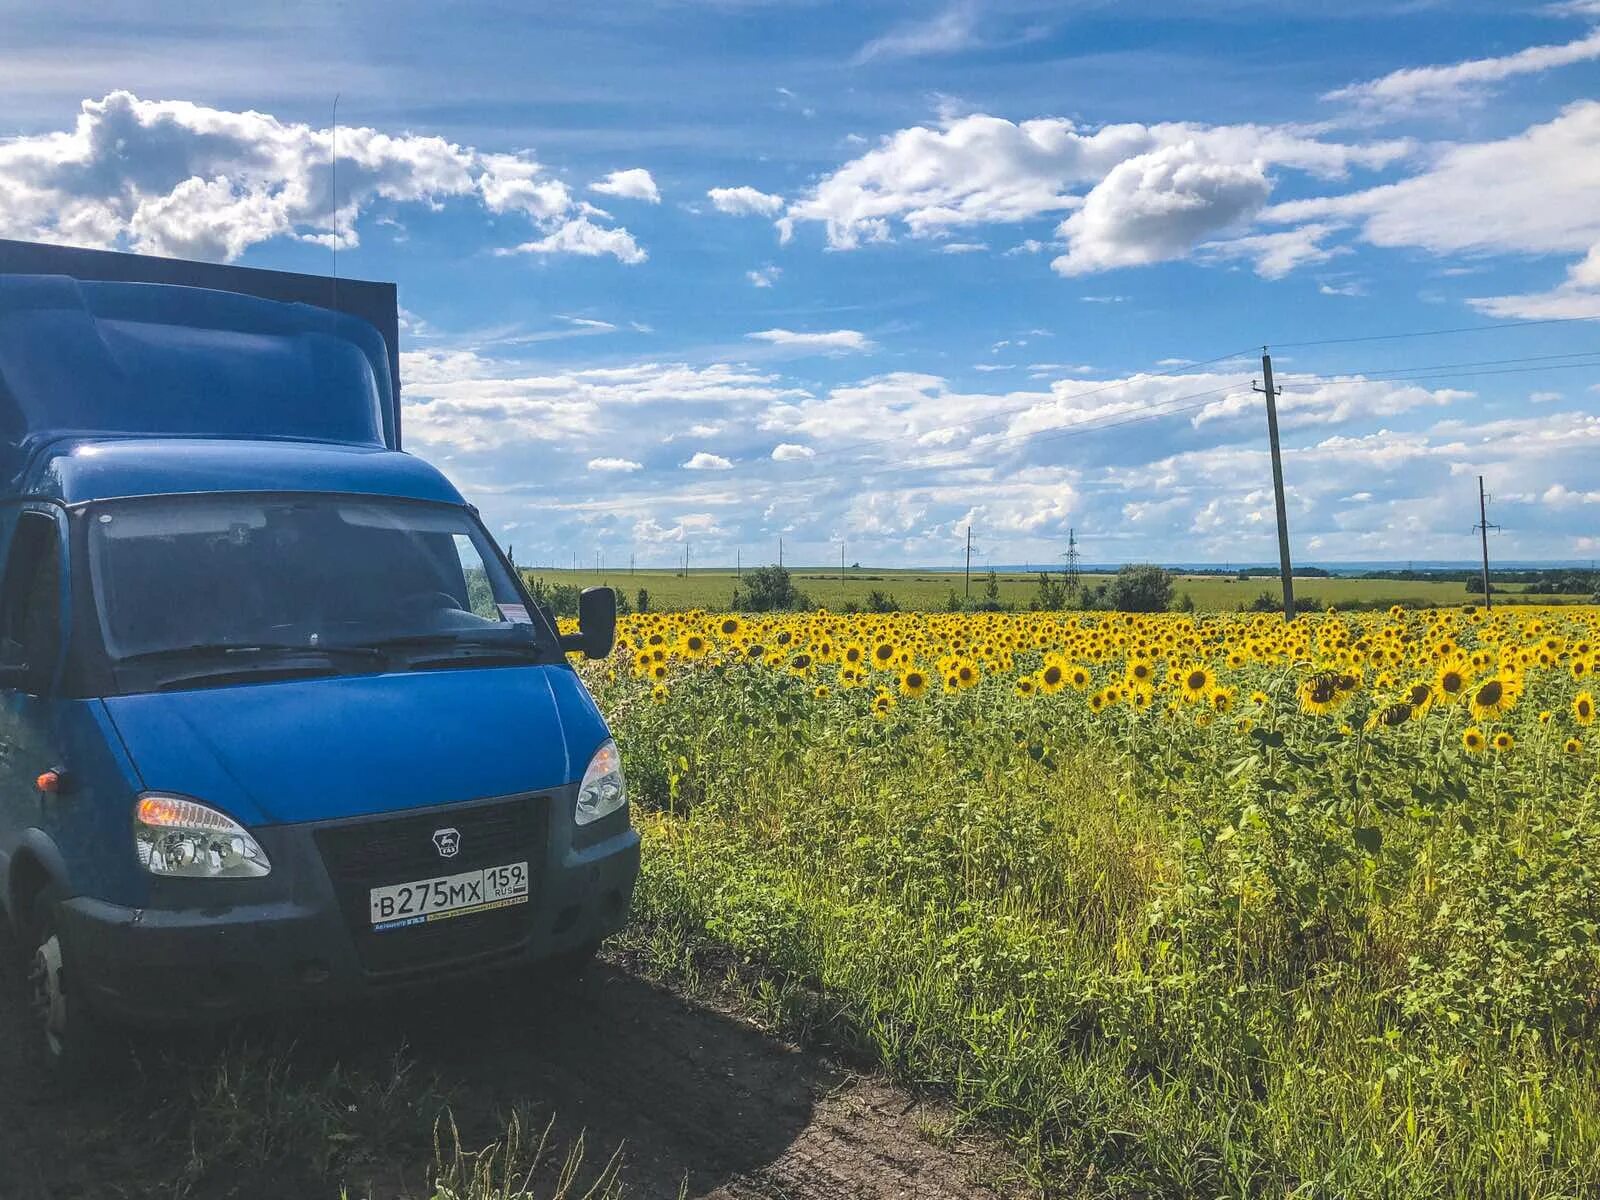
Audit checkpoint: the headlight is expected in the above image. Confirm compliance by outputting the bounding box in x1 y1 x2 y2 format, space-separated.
134 794 272 878
574 739 626 826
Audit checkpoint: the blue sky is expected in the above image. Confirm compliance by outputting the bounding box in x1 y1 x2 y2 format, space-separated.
3 0 1599 568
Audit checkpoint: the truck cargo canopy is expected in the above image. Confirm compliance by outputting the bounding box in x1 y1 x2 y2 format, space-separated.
0 274 396 491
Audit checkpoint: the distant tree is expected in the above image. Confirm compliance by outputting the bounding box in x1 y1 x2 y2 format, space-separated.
864 589 900 613
1109 564 1175 613
1032 572 1068 611
978 568 1002 611
943 589 965 613
525 577 582 618
1172 591 1196 613
636 587 651 613
741 564 807 611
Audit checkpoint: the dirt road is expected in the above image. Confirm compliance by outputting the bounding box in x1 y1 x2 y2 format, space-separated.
0 937 1007 1200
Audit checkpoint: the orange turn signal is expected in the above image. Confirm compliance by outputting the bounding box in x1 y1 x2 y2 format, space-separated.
36 770 61 794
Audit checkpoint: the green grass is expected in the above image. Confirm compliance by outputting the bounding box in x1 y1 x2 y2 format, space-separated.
526 567 1582 613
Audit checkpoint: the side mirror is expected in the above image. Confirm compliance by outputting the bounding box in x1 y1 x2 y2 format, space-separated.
559 587 616 660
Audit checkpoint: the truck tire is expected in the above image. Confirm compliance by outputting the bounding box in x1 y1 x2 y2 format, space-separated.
25 899 116 1090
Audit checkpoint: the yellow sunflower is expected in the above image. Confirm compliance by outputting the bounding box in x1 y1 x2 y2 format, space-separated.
1575 691 1595 726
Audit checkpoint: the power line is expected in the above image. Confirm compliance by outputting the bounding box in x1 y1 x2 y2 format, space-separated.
1305 349 1600 379
1272 312 1600 350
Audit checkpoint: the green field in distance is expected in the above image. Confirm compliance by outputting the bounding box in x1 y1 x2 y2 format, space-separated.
518 567 1587 613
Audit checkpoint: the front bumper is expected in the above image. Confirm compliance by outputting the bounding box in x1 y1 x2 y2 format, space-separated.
57 788 639 1026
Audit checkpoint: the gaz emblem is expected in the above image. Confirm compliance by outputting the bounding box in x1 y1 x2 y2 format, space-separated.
432 827 461 859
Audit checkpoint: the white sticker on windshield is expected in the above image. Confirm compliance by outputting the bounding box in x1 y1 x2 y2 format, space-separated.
497 603 531 623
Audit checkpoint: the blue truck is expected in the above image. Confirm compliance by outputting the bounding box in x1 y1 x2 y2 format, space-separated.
0 239 638 1079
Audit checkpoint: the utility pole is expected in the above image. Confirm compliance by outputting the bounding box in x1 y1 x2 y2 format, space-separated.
1474 475 1499 611
779 537 784 568
1063 527 1080 587
736 547 741 578
1253 350 1295 621
965 525 973 598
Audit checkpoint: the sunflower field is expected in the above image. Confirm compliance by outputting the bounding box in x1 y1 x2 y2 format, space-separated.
578 604 1600 1197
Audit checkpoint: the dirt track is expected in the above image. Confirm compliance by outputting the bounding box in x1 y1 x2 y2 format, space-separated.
0 938 1008 1200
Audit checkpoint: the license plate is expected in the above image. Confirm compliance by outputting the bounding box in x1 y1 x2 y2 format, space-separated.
369 861 529 932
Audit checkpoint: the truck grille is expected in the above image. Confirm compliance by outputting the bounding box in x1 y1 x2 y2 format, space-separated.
315 796 546 977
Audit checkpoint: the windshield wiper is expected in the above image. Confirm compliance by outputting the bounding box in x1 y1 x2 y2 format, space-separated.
337 630 552 668
116 642 388 666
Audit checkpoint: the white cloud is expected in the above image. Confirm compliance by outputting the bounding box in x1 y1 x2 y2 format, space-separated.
939 241 988 254
708 186 785 216
771 442 816 461
747 265 782 287
588 457 643 472
0 91 643 264
1200 223 1345 279
779 111 1407 263
401 351 806 452
1053 144 1271 275
1471 244 1600 319
1318 280 1367 297
682 451 733 470
1543 483 1600 506
1530 391 1565 404
559 316 617 330
855 3 979 63
1325 29 1600 110
589 168 661 204
748 328 874 352
1264 103 1600 308
502 217 647 265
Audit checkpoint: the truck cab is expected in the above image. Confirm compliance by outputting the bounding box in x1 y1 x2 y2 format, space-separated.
0 250 638 1077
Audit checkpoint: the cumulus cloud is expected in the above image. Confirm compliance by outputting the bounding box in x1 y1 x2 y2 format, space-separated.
588 456 643 472
747 328 874 352
1052 144 1271 275
777 112 1407 271
0 91 645 264
502 217 647 264
1543 483 1600 506
708 186 785 216
771 442 816 461
682 451 733 470
747 265 782 287
590 168 660 203
1325 29 1600 111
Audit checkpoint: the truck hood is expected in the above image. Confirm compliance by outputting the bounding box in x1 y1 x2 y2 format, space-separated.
100 664 610 827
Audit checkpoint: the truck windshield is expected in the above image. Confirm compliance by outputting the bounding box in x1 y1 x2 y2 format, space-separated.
84 494 551 679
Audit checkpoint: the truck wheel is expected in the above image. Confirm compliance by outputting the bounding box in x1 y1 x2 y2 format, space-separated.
25 903 113 1088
